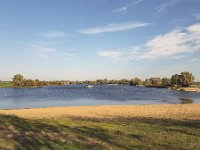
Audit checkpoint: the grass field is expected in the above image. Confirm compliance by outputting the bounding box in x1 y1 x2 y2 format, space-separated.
0 105 200 150
0 115 200 150
0 82 13 88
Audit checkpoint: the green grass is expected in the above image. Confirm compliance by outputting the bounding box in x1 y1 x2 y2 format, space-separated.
0 82 41 88
0 82 13 88
191 84 200 88
0 115 200 150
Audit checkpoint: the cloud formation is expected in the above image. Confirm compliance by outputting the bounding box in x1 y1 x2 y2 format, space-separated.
39 31 70 38
113 6 128 13
158 0 180 13
139 23 200 59
132 0 144 5
113 0 144 13
79 22 149 34
28 44 57 59
29 44 57 52
98 23 200 60
97 51 123 59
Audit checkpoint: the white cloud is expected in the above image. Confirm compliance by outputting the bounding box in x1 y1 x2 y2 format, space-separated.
170 55 184 59
28 44 57 59
140 30 189 59
132 0 144 5
114 6 128 13
79 22 149 34
97 51 123 59
113 0 144 13
129 47 141 56
191 13 200 20
138 23 200 59
27 43 77 60
29 44 57 52
98 23 200 61
39 31 70 38
158 0 180 13
187 23 200 35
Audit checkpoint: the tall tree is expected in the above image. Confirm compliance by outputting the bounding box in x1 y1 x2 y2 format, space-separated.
149 77 162 85
24 79 36 87
130 77 142 86
180 71 195 87
171 71 194 87
161 78 171 86
12 74 25 87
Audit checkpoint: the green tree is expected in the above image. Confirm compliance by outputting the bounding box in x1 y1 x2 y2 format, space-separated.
35 79 40 86
130 78 142 86
24 79 36 87
144 79 151 86
12 74 25 87
96 79 108 84
119 79 129 85
180 71 194 87
161 78 171 86
171 71 194 87
171 74 181 86
149 77 162 85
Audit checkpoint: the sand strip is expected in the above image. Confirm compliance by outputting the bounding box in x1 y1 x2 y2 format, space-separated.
0 104 200 120
175 87 200 92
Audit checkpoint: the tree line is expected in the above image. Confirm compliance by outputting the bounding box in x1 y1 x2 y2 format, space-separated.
131 71 195 87
10 71 195 88
12 74 68 87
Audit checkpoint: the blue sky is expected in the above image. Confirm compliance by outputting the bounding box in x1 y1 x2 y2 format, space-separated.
0 0 200 81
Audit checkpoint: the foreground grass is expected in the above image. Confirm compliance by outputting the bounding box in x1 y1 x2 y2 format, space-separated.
0 115 200 150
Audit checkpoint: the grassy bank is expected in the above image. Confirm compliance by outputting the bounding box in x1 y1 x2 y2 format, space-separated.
0 105 200 149
0 114 200 150
0 82 13 88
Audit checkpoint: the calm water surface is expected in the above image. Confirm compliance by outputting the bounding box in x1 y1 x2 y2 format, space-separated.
0 84 200 109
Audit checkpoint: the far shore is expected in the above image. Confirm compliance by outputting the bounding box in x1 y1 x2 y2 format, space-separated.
0 104 200 120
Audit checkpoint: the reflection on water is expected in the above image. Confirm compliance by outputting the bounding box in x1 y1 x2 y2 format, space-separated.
0 84 200 109
179 98 194 104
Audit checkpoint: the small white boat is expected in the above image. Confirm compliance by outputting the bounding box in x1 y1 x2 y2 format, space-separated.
84 85 93 88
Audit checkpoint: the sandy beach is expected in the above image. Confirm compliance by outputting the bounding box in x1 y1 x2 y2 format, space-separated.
175 87 200 92
1 104 200 120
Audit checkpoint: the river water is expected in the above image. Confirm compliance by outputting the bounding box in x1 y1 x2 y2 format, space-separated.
0 84 200 109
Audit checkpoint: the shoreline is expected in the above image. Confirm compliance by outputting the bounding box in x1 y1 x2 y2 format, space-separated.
174 87 200 92
1 104 200 120
1 84 200 93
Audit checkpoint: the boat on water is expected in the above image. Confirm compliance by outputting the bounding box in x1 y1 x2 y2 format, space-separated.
84 84 94 88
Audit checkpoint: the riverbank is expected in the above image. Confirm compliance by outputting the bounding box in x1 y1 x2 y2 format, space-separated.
0 104 200 149
175 87 200 92
0 82 13 88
